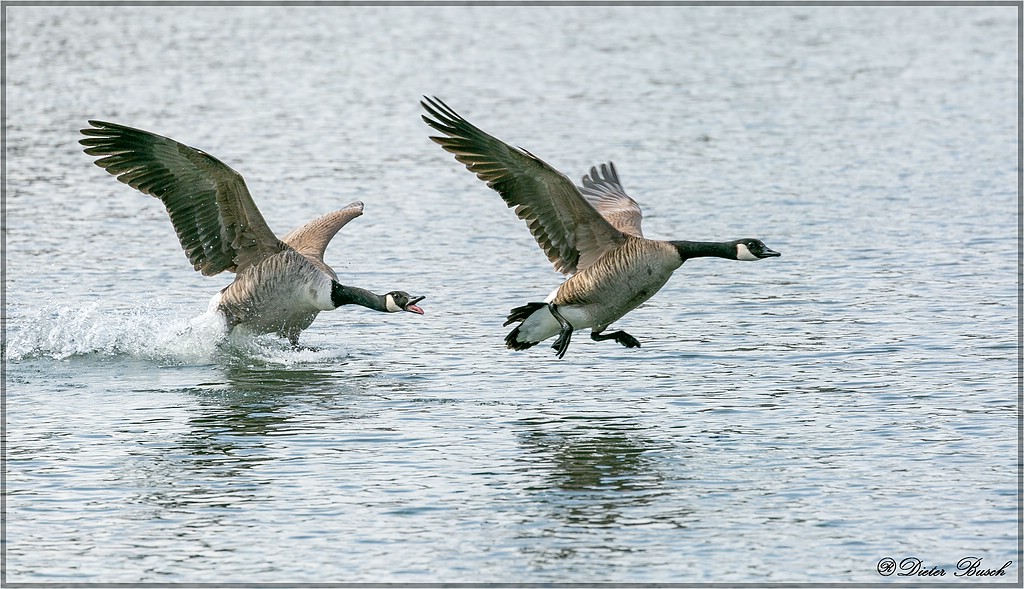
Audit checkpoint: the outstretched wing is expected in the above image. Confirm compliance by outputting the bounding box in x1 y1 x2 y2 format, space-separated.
80 120 285 276
421 97 625 276
281 201 364 280
578 162 643 238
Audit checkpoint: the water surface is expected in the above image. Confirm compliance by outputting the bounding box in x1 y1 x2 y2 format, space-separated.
4 5 1018 584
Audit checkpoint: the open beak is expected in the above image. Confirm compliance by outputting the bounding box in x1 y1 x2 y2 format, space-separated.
404 295 425 315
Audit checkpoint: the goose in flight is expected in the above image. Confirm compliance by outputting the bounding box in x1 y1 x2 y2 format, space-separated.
421 97 778 359
80 121 424 346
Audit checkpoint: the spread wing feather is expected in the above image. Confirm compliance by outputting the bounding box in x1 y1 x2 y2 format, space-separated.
578 162 644 238
80 120 285 276
280 201 364 280
421 97 625 276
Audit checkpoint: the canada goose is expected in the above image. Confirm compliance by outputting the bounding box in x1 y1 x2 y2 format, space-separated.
421 97 779 359
79 121 425 346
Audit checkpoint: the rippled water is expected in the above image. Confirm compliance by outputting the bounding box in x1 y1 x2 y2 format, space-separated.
4 5 1018 584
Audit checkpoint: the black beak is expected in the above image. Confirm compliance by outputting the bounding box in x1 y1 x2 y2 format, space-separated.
759 248 781 258
404 295 425 314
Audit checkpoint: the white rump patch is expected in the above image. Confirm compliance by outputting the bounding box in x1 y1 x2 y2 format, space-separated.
517 304 593 343
517 305 560 342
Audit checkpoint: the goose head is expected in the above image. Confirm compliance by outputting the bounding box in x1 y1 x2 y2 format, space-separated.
733 239 781 261
385 291 426 314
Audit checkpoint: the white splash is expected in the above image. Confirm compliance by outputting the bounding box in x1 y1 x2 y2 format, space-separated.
5 301 219 363
4 302 344 366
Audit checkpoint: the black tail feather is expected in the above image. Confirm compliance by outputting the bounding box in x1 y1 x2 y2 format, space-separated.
505 325 539 350
503 302 546 351
503 302 547 327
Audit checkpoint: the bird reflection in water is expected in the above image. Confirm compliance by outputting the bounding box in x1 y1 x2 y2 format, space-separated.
122 364 372 515
517 415 694 524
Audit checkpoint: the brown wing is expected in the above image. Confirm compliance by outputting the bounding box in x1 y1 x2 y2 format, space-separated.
578 162 644 238
80 120 285 276
421 97 625 276
280 201 364 280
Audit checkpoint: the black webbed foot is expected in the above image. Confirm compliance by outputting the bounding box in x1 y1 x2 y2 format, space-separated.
591 330 641 349
548 304 574 359
613 331 641 348
550 328 573 359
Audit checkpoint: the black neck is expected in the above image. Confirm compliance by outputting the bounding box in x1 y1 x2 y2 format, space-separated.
331 282 387 311
670 240 736 261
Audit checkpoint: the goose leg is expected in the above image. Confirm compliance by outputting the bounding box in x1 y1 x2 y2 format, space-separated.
548 304 574 359
591 329 641 349
287 329 318 350
288 333 320 352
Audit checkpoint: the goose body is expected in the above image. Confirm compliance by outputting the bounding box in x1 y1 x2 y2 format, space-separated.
211 248 336 342
512 237 682 344
80 121 424 346
422 97 779 358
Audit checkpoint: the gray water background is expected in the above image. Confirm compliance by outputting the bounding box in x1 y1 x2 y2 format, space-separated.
3 5 1019 584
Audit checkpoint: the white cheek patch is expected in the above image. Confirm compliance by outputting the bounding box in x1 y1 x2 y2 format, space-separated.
384 294 402 312
736 243 760 261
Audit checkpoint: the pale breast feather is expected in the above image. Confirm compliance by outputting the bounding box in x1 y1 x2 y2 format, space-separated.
552 238 681 308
